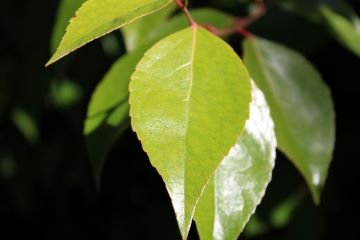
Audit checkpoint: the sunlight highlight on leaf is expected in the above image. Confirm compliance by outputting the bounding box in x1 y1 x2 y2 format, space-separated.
130 26 251 238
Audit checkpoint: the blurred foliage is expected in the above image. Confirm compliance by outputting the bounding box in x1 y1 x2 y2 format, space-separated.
0 0 359 239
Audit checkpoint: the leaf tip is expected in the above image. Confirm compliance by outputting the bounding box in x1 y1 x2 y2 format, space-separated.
309 184 322 206
45 52 62 67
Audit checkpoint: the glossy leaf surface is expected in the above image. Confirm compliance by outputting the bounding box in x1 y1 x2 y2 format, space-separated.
47 0 173 65
86 8 234 185
84 46 150 185
244 37 335 203
130 27 251 238
320 3 360 57
194 83 276 240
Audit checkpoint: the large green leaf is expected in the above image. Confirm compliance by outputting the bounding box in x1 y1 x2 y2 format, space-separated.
47 0 173 65
129 27 251 238
320 3 360 57
85 8 234 185
84 46 150 186
122 3 176 52
194 82 276 240
50 0 84 53
243 37 335 204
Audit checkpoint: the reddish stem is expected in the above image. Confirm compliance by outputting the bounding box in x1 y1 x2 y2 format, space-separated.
236 29 254 38
175 0 184 9
174 0 197 26
203 0 266 38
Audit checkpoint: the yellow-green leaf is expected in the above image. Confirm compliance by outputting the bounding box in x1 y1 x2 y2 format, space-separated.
194 82 276 240
243 37 335 204
47 0 173 66
129 27 251 238
85 8 234 186
50 0 84 53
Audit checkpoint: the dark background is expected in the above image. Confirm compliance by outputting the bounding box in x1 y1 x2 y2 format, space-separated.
0 0 359 239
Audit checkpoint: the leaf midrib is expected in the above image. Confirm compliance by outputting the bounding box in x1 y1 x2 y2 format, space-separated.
181 25 198 237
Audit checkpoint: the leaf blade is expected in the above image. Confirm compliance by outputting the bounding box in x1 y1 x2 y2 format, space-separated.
194 82 276 240
130 26 251 238
243 37 335 203
47 0 173 65
85 8 235 185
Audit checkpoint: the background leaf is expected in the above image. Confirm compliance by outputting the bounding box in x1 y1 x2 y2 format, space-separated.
276 0 321 22
129 27 251 238
243 36 335 204
320 2 360 57
84 46 152 186
10 108 39 143
194 82 276 240
47 0 173 65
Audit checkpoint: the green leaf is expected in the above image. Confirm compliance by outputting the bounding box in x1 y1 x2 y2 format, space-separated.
50 79 83 109
84 46 150 186
243 37 335 204
47 0 173 66
11 108 39 143
86 8 234 185
122 3 176 52
50 0 84 53
320 3 360 57
194 82 276 240
129 27 251 238
270 192 301 228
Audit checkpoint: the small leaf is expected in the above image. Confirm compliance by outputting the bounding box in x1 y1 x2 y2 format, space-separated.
84 46 150 186
320 3 360 57
50 0 84 53
130 27 251 238
11 108 39 143
194 82 276 240
47 0 173 65
50 79 83 109
243 37 335 204
122 3 176 52
270 192 301 228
